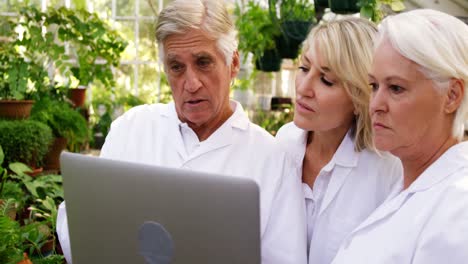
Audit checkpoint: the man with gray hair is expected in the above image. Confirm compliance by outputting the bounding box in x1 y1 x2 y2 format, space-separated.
56 0 307 263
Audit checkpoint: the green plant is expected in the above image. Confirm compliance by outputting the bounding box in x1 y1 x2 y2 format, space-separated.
0 18 49 101
276 0 316 22
0 215 25 263
1 5 127 97
0 146 64 263
253 106 294 136
30 97 89 152
358 0 405 22
0 120 53 168
42 6 127 87
235 1 281 62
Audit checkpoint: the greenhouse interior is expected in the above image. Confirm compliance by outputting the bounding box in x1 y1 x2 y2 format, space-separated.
1 0 468 263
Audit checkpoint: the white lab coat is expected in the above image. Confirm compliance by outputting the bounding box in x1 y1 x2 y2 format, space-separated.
331 141 468 264
57 101 307 264
276 122 402 264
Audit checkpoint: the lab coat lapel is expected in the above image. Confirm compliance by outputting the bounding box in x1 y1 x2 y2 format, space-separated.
350 142 468 237
184 100 248 162
189 125 233 159
319 166 353 216
350 187 408 235
319 132 358 216
161 102 188 160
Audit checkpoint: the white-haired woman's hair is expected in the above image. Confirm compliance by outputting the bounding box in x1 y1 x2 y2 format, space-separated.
377 9 468 141
155 0 238 66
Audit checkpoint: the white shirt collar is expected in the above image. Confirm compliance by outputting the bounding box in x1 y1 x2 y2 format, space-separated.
289 126 360 169
161 100 249 131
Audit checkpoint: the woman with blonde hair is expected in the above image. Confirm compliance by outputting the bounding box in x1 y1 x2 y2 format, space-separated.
332 9 468 263
275 17 402 263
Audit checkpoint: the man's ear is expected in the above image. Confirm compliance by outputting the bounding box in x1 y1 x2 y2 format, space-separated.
230 50 240 79
444 78 465 114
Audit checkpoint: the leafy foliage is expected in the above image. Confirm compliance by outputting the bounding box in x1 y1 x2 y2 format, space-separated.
0 150 64 263
276 0 316 22
358 0 405 22
0 215 24 263
235 1 281 62
254 106 294 136
30 97 89 152
0 120 53 168
0 5 127 101
0 20 49 100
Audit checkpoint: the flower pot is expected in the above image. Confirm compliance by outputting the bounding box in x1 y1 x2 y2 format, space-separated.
69 87 87 108
316 0 329 7
276 21 313 59
17 253 32 264
25 167 43 177
92 133 106 149
329 0 360 14
44 137 68 171
0 100 34 120
255 49 282 72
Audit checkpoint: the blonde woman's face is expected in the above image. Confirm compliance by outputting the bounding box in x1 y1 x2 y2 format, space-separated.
369 40 447 158
293 49 355 133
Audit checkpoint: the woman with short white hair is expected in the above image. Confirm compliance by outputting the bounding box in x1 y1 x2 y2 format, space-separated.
332 9 468 263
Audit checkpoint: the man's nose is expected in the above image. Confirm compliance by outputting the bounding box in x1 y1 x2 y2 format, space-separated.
183 67 202 93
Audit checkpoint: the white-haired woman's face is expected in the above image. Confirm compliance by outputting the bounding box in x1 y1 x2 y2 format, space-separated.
369 40 448 158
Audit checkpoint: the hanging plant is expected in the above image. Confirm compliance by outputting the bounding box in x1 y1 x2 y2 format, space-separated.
275 0 316 59
358 0 405 22
235 1 282 71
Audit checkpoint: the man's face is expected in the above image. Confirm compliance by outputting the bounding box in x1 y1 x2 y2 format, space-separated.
163 29 239 132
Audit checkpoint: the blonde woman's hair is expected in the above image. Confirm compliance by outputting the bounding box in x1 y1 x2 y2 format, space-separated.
377 9 468 141
155 0 238 66
302 17 377 152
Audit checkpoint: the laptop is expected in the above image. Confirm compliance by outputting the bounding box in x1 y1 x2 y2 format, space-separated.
60 152 261 264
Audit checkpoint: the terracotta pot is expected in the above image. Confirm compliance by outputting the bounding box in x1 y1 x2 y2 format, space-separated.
44 137 68 171
17 253 32 264
69 87 87 108
0 100 34 119
25 167 43 177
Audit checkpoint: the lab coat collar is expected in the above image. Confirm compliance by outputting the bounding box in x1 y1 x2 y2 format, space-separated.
350 141 468 236
286 126 359 168
191 100 249 157
160 100 249 130
319 130 360 216
161 100 249 161
406 141 468 193
330 130 359 168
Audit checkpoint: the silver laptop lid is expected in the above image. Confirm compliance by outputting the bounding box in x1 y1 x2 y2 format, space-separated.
60 152 261 264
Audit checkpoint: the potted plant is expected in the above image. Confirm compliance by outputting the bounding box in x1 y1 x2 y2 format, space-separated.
274 0 316 59
2 6 127 109
45 7 128 107
235 1 282 72
0 158 64 263
30 97 89 169
0 121 53 172
0 25 49 119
